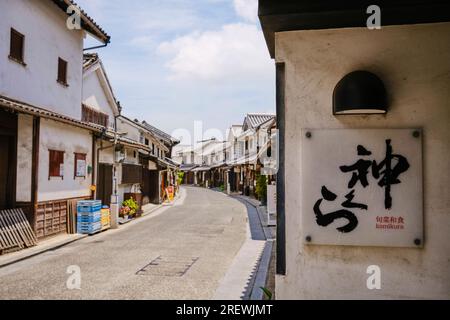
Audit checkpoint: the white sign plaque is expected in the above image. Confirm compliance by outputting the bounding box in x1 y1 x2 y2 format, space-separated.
267 184 277 226
302 129 423 248
76 159 86 177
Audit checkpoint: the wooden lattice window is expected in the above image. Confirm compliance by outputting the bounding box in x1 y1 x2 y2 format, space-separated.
9 28 25 64
82 104 109 127
49 150 64 179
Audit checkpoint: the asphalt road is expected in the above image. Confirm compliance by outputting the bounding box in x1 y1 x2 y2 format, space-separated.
0 187 248 299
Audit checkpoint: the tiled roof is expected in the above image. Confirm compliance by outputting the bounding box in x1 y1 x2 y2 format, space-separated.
244 113 276 129
50 0 110 43
0 94 103 132
159 157 180 169
83 53 99 70
180 164 198 172
140 120 179 145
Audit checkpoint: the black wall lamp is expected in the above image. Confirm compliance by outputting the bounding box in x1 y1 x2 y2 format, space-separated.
333 70 388 115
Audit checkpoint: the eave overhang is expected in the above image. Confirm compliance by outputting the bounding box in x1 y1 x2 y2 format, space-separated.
258 0 450 58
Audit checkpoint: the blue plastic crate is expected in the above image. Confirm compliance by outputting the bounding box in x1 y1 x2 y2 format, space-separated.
77 214 101 223
77 211 101 217
77 222 102 234
77 200 102 212
77 204 102 213
77 200 102 206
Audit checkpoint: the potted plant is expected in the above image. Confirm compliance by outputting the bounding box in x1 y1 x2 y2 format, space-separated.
120 197 138 220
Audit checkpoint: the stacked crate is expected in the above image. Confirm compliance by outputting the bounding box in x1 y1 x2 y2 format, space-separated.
77 200 102 235
100 207 111 231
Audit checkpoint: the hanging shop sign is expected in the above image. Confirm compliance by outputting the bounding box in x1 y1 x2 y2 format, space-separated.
301 129 423 248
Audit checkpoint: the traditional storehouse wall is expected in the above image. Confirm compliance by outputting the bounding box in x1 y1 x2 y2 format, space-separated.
276 22 450 299
38 118 93 202
0 0 84 119
82 67 117 129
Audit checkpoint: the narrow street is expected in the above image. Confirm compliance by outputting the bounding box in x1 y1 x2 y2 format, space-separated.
0 187 252 300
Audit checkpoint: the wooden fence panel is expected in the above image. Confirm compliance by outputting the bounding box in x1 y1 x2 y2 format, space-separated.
0 209 37 255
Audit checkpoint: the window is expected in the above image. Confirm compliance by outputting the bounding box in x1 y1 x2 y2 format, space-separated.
9 28 25 65
82 104 109 127
49 150 64 179
145 138 149 146
152 143 155 155
57 57 68 86
74 153 86 178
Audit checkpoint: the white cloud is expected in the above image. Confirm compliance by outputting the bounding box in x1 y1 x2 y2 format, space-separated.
158 23 272 82
233 0 258 23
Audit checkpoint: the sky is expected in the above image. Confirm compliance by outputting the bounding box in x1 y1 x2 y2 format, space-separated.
76 0 275 144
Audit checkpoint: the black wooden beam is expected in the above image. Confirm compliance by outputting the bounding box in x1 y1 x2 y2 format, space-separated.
276 62 286 275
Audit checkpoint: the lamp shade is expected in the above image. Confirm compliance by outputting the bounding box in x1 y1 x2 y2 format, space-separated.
333 71 387 114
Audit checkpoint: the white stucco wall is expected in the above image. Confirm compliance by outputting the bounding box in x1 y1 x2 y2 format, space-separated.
276 22 450 299
83 67 117 129
16 114 33 202
117 118 141 143
97 140 114 164
0 0 84 119
38 119 92 202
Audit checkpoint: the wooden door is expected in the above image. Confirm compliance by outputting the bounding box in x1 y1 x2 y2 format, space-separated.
0 110 17 210
0 136 13 209
97 163 113 207
148 170 159 204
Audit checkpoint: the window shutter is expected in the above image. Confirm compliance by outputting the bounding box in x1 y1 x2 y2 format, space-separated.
10 28 24 62
49 150 64 178
58 58 67 84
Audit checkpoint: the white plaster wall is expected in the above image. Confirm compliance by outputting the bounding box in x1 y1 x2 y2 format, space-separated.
16 114 33 202
97 140 114 164
83 68 116 129
0 0 84 119
38 119 92 202
123 147 139 165
117 118 141 143
275 22 450 299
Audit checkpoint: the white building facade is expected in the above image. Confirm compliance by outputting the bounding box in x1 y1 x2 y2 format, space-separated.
0 0 110 238
259 0 450 299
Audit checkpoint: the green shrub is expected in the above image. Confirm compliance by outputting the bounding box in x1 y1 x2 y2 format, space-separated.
255 173 267 203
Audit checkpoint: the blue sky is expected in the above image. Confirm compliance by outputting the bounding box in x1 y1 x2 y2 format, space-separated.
77 0 275 143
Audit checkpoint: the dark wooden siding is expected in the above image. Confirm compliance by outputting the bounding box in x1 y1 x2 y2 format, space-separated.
122 164 142 184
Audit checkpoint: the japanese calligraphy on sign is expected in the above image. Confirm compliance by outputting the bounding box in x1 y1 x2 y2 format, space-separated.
302 129 423 247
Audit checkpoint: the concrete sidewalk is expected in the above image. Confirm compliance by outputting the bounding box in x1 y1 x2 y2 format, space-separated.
213 193 274 300
0 234 87 268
